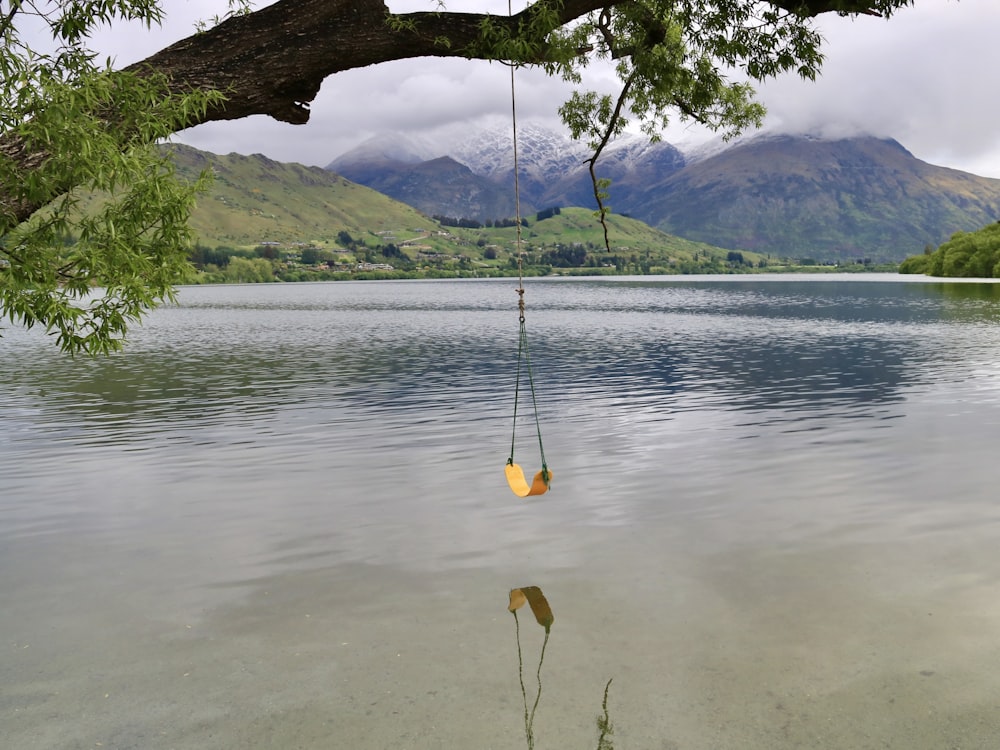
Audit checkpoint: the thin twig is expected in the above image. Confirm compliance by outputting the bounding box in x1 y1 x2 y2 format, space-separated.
585 70 637 252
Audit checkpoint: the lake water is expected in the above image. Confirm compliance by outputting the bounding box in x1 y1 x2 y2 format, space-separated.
3 275 1000 749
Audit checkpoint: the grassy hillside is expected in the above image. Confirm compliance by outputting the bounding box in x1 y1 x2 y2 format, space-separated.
166 145 439 248
164 145 769 276
473 207 736 258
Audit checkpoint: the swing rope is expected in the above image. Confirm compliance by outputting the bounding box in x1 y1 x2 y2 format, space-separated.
509 287 548 476
505 22 551 497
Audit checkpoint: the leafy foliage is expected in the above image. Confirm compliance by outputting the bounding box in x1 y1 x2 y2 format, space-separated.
897 253 929 275
902 222 1000 278
1 0 219 353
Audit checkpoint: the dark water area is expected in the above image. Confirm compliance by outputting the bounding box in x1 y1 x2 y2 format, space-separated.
3 275 1000 749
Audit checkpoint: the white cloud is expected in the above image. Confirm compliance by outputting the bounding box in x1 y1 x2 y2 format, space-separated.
755 0 1000 174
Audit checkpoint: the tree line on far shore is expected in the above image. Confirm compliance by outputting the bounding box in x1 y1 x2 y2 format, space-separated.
900 222 1000 278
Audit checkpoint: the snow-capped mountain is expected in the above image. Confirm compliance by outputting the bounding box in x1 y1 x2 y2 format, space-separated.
326 132 445 168
330 122 690 219
447 123 687 198
450 123 591 180
325 125 1000 261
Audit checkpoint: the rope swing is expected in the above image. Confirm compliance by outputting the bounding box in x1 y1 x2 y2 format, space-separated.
505 276 551 496
505 31 551 498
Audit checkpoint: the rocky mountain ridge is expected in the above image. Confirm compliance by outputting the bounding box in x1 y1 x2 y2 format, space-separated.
327 127 1000 262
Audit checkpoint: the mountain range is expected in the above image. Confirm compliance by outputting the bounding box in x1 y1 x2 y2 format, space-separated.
327 126 1000 263
162 145 730 271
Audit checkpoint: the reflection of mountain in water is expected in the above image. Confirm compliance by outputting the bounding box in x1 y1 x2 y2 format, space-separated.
6 279 998 428
540 279 1000 418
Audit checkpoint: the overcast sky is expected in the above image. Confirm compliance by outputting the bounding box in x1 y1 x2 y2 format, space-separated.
94 0 1000 177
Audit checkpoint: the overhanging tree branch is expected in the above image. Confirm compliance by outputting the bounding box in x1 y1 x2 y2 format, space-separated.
1 0 913 229
127 0 621 125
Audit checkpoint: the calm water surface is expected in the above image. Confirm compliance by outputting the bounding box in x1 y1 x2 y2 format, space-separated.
3 275 1000 749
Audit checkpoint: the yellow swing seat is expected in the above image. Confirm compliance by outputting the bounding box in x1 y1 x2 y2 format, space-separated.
505 461 552 497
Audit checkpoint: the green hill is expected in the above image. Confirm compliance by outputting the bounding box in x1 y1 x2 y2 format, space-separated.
166 144 439 248
164 145 762 276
